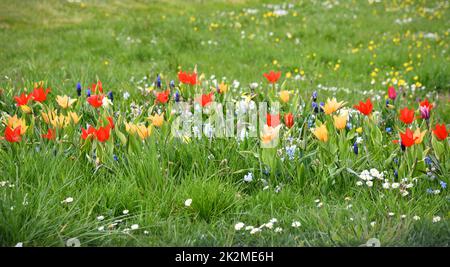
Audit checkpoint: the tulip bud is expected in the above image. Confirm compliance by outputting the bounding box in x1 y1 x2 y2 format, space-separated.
86 89 91 97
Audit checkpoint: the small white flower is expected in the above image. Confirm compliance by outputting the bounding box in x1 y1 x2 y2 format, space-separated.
291 221 301 228
250 228 261 234
123 209 129 215
269 218 278 224
370 168 380 178
184 198 192 207
274 227 283 233
102 97 113 107
413 215 421 221
370 221 376 227
243 172 253 182
401 214 406 219
391 183 400 189
131 224 139 230
356 181 363 186
15 242 23 247
314 199 320 203
388 212 395 217
317 202 323 208
66 238 81 247
245 226 254 231
123 91 130 100
265 222 274 229
144 230 149 235
366 181 373 187
432 216 441 223
97 215 105 221
98 226 105 231
61 197 74 204
234 222 245 231
382 182 390 189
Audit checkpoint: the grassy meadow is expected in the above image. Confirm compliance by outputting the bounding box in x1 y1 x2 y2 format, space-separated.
0 0 449 246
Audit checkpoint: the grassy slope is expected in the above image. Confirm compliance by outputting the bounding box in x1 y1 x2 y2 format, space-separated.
0 0 449 246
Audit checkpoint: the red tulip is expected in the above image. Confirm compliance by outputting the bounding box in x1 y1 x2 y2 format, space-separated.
91 80 103 94
399 107 415 124
267 113 280 127
156 90 170 104
399 128 417 147
81 126 97 140
263 71 281 84
432 123 448 141
354 98 373 116
31 87 51 102
178 71 197 85
14 93 32 106
388 86 397 100
87 95 104 108
107 117 114 129
198 92 213 107
95 125 111 142
42 128 56 140
4 126 21 143
284 113 294 128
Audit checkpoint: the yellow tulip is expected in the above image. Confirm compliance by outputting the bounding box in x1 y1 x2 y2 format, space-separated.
148 113 164 127
260 125 281 144
323 97 345 115
413 128 426 144
135 124 152 139
312 124 328 142
125 122 137 135
56 95 77 109
279 90 290 103
125 122 152 140
50 114 70 129
5 115 28 135
333 114 347 130
67 112 81 124
41 110 57 124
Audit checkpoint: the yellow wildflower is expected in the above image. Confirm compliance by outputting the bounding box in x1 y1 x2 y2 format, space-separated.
218 82 228 94
20 105 32 114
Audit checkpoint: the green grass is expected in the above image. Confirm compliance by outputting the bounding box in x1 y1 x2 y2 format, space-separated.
0 0 449 247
